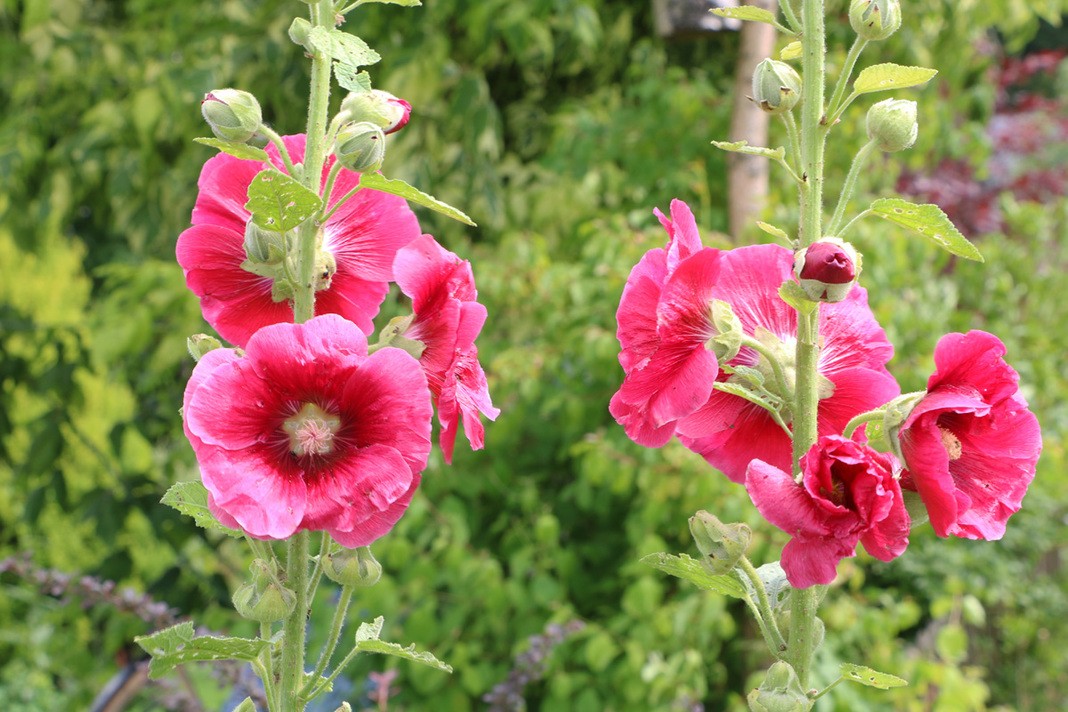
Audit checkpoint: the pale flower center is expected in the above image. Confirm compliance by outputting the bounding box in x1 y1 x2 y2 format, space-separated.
283 402 341 457
938 426 963 461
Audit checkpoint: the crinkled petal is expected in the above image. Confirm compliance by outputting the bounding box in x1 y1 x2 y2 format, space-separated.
198 445 307 540
746 459 833 538
929 330 1019 404
609 390 676 448
183 347 241 451
680 399 792 483
394 234 477 310
655 199 703 270
189 152 260 231
616 248 668 370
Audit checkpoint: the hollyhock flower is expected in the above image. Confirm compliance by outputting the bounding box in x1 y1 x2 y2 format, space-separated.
609 200 724 446
898 330 1041 539
182 314 432 546
177 134 420 346
393 234 499 463
675 242 900 483
747 435 910 588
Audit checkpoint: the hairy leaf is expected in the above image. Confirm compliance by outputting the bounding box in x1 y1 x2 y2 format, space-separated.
192 138 269 162
359 173 475 225
853 64 938 95
244 170 323 232
870 198 983 261
161 481 243 539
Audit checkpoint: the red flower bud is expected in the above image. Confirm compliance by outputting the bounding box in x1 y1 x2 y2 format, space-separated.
793 238 860 302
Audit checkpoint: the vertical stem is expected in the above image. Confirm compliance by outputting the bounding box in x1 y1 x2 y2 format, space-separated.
787 0 827 691
278 531 311 708
827 140 877 235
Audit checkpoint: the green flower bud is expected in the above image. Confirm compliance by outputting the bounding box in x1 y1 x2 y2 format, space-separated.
709 299 743 362
333 121 386 173
243 220 288 265
339 89 413 135
288 17 312 47
201 89 262 143
689 511 752 575
747 662 813 712
752 59 802 114
849 0 902 41
232 580 296 623
187 334 223 362
322 546 382 588
866 99 918 153
793 238 860 303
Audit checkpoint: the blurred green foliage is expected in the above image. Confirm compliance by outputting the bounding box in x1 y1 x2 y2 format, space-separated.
1 0 1065 710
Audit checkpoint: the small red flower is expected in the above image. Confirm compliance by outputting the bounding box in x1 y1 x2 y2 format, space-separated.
898 331 1041 539
182 314 432 546
177 134 420 346
393 235 499 463
746 435 910 588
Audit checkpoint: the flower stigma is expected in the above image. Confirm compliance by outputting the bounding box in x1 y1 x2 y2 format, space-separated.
283 402 341 457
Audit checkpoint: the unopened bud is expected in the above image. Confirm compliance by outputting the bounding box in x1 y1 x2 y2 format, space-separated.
747 662 813 712
322 546 383 588
187 334 223 362
752 59 802 114
201 89 262 143
243 221 288 263
333 121 386 172
794 238 860 302
340 89 412 135
288 17 312 47
709 299 743 362
866 99 918 153
232 581 296 623
849 0 902 41
689 511 751 575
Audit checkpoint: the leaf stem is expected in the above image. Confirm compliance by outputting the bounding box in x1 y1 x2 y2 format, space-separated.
319 183 362 225
739 557 787 655
811 675 845 700
827 139 877 235
260 126 298 177
843 410 884 440
778 0 802 33
826 37 868 126
838 208 873 238
782 111 802 176
302 585 355 701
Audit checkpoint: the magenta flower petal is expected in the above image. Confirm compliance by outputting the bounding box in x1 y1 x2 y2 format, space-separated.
393 233 477 310
616 248 668 372
899 331 1041 539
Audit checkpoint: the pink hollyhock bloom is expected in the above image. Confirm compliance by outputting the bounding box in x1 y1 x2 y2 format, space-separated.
393 234 499 463
182 314 432 546
609 200 724 446
747 435 910 588
676 242 900 483
898 330 1041 539
177 134 420 346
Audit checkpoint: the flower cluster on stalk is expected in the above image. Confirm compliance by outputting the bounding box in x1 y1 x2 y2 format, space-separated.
177 127 497 546
612 199 1041 588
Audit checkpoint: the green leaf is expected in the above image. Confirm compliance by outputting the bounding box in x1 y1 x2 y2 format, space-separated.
869 198 983 261
134 622 272 679
307 26 381 69
711 140 786 162
756 221 790 242
640 552 747 599
853 64 938 95
778 281 819 314
335 66 373 94
351 617 453 672
714 382 783 414
780 41 802 61
161 481 243 539
244 169 323 232
192 138 270 163
711 7 792 33
840 663 909 690
358 173 476 226
755 562 791 609
349 0 421 6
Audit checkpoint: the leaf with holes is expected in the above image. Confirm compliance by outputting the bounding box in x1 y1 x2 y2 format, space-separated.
244 169 323 232
161 481 243 539
853 64 937 95
307 27 381 69
135 622 273 678
358 173 475 226
351 617 452 672
193 138 269 163
711 140 786 162
640 553 748 599
335 66 373 94
870 198 983 261
840 663 908 690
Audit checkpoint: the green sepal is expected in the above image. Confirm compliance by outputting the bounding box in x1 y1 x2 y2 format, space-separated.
869 198 983 261
778 280 819 315
779 41 802 61
134 622 274 679
193 137 270 162
640 552 748 599
853 63 938 96
839 663 909 689
244 169 323 232
350 617 453 672
358 173 475 226
711 140 787 162
161 481 243 539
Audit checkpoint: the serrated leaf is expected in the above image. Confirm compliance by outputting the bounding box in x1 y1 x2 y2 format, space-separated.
840 663 909 689
161 482 243 539
134 623 272 679
358 173 475 226
307 26 381 69
853 64 938 95
335 65 373 94
244 170 323 232
780 41 802 61
711 140 786 161
756 221 790 241
640 553 747 599
870 198 983 261
193 138 270 162
350 616 452 672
